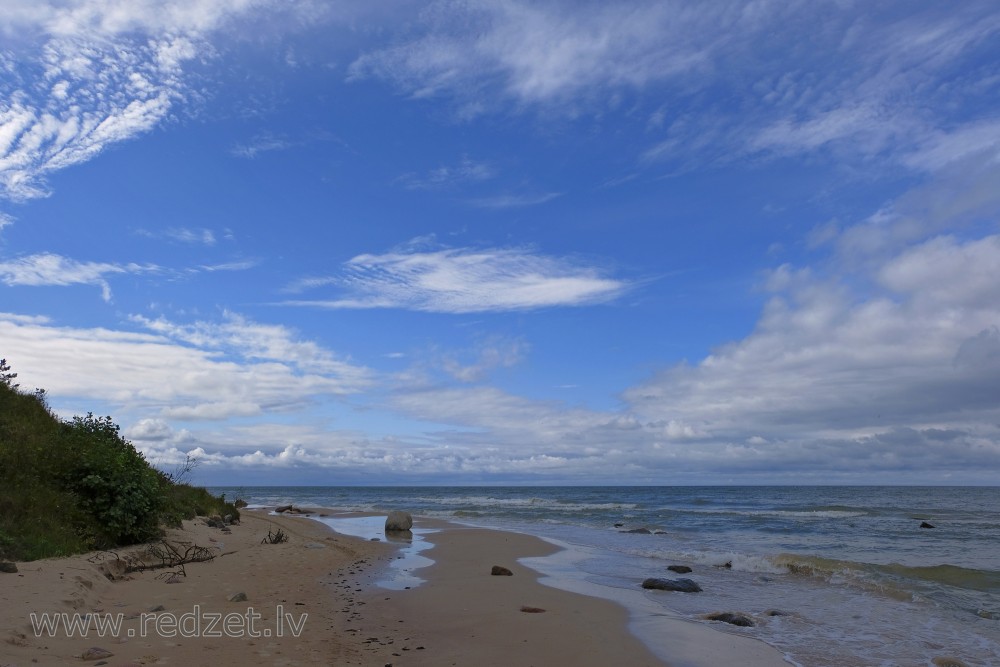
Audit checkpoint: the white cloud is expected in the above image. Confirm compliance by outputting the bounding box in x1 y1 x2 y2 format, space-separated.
283 246 629 313
0 252 158 301
348 0 715 111
440 336 528 383
624 230 1000 447
397 156 496 190
466 191 561 209
231 134 295 159
137 226 218 245
130 310 371 380
0 0 320 202
0 38 187 201
0 310 372 425
902 119 1000 173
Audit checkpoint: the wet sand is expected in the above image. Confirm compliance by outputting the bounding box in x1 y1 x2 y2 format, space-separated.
0 509 790 666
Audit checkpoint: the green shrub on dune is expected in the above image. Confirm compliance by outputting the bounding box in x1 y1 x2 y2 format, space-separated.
0 360 238 561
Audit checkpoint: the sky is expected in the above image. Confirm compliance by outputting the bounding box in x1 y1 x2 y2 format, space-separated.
1 0 999 486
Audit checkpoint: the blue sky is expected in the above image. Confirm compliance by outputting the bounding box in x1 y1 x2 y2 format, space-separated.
2 0 999 485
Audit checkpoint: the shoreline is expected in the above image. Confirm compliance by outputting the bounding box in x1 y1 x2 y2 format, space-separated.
1 507 791 666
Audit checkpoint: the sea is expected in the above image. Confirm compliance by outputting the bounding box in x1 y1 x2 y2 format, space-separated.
208 486 1000 667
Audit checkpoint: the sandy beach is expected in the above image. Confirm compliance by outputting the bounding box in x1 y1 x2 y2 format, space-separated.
1 509 791 666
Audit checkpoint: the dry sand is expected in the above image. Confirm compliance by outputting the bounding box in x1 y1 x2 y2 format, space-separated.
1 509 791 666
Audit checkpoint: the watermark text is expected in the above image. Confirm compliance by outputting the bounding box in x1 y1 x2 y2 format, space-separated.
29 605 306 639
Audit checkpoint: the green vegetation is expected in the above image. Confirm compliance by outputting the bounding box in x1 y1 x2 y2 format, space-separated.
0 359 239 561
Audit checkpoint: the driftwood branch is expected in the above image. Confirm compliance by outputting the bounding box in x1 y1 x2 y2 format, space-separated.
120 540 216 575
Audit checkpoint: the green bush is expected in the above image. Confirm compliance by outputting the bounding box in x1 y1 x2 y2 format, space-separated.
0 365 238 561
59 414 164 547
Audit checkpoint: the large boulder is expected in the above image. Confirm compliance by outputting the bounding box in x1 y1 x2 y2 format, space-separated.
385 510 413 532
641 577 702 593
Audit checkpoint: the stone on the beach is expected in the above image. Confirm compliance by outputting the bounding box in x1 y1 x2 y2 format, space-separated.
275 504 293 513
520 606 546 613
491 565 514 576
148 605 166 612
0 561 17 573
667 565 692 574
228 592 248 602
622 527 652 534
641 577 702 592
704 612 755 627
81 647 114 660
164 574 183 584
920 521 935 529
385 511 413 532
98 560 127 581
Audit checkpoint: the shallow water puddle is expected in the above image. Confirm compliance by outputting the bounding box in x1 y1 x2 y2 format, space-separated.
314 514 437 590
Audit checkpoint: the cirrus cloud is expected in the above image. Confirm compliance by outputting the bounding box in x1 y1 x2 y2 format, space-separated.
282 245 630 313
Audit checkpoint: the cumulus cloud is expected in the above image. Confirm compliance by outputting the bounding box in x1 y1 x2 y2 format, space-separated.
283 245 629 313
622 228 1000 455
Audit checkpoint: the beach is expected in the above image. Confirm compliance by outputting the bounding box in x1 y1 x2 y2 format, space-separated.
220 485 998 667
1 508 792 666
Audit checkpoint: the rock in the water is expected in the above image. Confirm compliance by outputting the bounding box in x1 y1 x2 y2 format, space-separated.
234 499 248 509
667 565 692 574
622 527 652 534
491 565 514 576
764 609 790 617
0 561 18 573
275 504 293 513
932 657 970 667
920 521 935 529
228 592 248 602
385 510 413 532
82 647 114 661
704 612 755 627
641 577 702 593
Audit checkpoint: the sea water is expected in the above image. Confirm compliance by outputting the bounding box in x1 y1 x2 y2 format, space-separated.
211 486 1000 667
